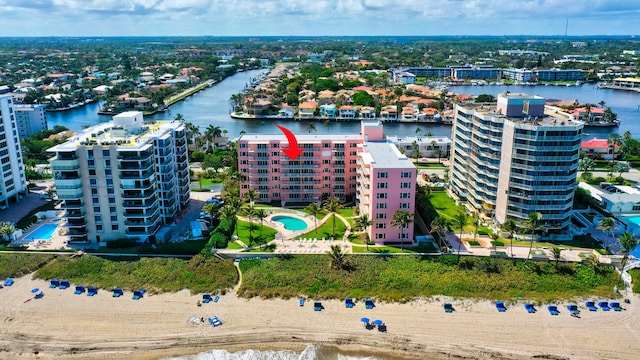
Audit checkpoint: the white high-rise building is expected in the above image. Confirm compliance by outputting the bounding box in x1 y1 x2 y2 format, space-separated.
0 95 28 209
13 104 47 139
450 93 583 238
48 111 190 245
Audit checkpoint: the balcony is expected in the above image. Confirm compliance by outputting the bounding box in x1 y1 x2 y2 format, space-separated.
55 178 83 189
65 209 85 218
123 198 157 208
56 188 84 199
120 169 155 180
50 158 79 171
118 151 153 160
122 189 156 199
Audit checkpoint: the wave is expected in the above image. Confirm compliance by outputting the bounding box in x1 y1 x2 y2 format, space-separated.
163 344 385 360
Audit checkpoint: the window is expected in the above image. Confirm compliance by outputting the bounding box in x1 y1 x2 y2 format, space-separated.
107 188 114 194
106 179 113 186
239 143 247 148
87 150 94 158
376 213 387 219
400 192 411 199
93 207 100 213
377 172 388 178
375 223 386 229
376 193 388 199
109 207 116 214
91 189 98 195
111 216 117 222
377 182 388 189
401 182 412 188
400 202 410 209
96 225 103 231
92 197 99 204
112 225 119 231
375 233 386 239
105 169 112 176
90 179 97 186
105 159 111 168
376 203 387 209
108 198 115 204
102 150 110 156
94 215 102 222
87 159 95 167
401 171 413 178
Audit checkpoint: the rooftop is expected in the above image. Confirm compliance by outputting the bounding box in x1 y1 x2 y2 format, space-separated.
362 141 415 169
238 134 362 142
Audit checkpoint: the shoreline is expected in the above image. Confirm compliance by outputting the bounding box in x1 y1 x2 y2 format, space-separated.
1 275 639 360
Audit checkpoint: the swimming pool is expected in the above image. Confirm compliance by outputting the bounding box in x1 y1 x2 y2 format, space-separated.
28 224 58 241
272 215 308 231
622 215 640 226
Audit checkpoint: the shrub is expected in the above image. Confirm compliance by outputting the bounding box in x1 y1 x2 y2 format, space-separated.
106 238 139 249
191 151 205 162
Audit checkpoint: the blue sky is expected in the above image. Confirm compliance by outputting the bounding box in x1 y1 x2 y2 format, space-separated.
1 0 639 37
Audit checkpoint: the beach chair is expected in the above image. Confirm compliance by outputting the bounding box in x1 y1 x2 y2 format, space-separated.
202 294 213 303
547 305 560 315
524 303 537 313
214 295 220 302
87 287 98 296
444 303 455 313
112 288 124 298
567 304 580 315
3 277 14 286
74 285 86 295
34 291 44 299
585 301 598 311
345 298 355 308
208 316 223 327
495 302 507 312
59 280 70 289
299 298 305 307
49 279 59 288
598 301 611 311
610 302 623 311
313 301 324 311
132 289 145 300
364 299 375 309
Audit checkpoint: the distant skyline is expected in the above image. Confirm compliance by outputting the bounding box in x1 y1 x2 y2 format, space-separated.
1 0 640 37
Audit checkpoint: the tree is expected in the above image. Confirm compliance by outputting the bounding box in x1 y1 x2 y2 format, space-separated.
254 208 268 242
415 127 423 136
618 232 639 285
391 210 413 251
243 205 257 246
551 246 563 268
578 157 595 172
524 212 544 264
597 217 615 254
174 113 184 122
205 125 222 149
613 162 630 177
0 222 16 243
306 122 317 133
243 188 258 206
430 216 449 251
322 197 343 238
355 214 374 251
305 202 323 237
219 205 237 240
201 203 217 226
451 211 468 261
327 244 347 270
489 231 500 253
501 218 518 259
471 212 481 243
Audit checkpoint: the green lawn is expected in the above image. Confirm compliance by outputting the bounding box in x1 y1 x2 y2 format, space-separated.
337 208 356 227
415 162 447 168
299 214 346 240
630 269 640 294
234 220 278 247
508 235 603 250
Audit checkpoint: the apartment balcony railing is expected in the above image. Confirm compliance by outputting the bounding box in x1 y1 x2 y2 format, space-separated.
55 178 83 190
56 188 84 199
50 158 79 171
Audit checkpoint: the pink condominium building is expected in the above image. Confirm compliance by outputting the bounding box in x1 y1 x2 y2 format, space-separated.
238 121 416 245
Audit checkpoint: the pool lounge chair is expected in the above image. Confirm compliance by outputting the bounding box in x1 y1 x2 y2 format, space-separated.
208 316 223 327
87 287 98 296
112 288 124 298
314 301 324 311
59 280 70 289
74 285 86 295
4 277 14 286
202 294 213 303
567 304 580 315
598 301 611 311
49 279 59 288
495 302 507 312
132 289 145 300
345 298 355 308
444 303 455 313
610 302 623 311
364 299 375 309
524 303 537 313
214 295 220 302
34 291 44 299
299 298 305 306
547 305 560 315
585 301 598 311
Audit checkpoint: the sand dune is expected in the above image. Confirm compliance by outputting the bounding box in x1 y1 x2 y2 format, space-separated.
0 274 638 360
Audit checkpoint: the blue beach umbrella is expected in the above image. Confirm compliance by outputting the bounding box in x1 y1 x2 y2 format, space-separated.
360 317 370 323
373 319 383 326
31 288 40 293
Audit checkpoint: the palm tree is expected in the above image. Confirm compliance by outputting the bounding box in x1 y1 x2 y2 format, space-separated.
451 211 468 261
618 231 639 284
243 205 257 246
597 217 615 254
305 202 323 237
205 125 222 149
355 214 374 251
201 203 217 226
471 212 481 243
306 122 317 133
489 231 500 253
524 212 544 264
0 222 16 243
254 208 268 243
243 188 258 206
501 218 518 259
322 197 343 238
227 197 243 236
391 210 413 251
174 113 184 122
551 246 563 268
219 205 237 241
430 216 449 251
415 127 422 136
327 244 347 270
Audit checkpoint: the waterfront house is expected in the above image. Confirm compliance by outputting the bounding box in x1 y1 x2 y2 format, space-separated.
568 107 605 123
401 106 418 122
298 101 318 118
278 103 295 118
359 106 376 119
581 138 618 160
317 90 335 105
319 104 337 119
380 105 398 121
338 105 356 119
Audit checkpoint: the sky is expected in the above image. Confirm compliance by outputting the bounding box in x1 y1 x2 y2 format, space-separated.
1 0 640 37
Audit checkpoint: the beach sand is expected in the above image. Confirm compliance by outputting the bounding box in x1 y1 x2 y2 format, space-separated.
1 274 639 360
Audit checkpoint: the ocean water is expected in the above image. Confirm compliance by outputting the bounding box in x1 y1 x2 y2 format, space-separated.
163 344 389 360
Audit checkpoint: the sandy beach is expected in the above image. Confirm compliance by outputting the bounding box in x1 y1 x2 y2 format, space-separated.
0 274 639 360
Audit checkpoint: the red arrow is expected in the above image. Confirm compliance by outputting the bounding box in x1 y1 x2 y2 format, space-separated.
275 125 303 160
